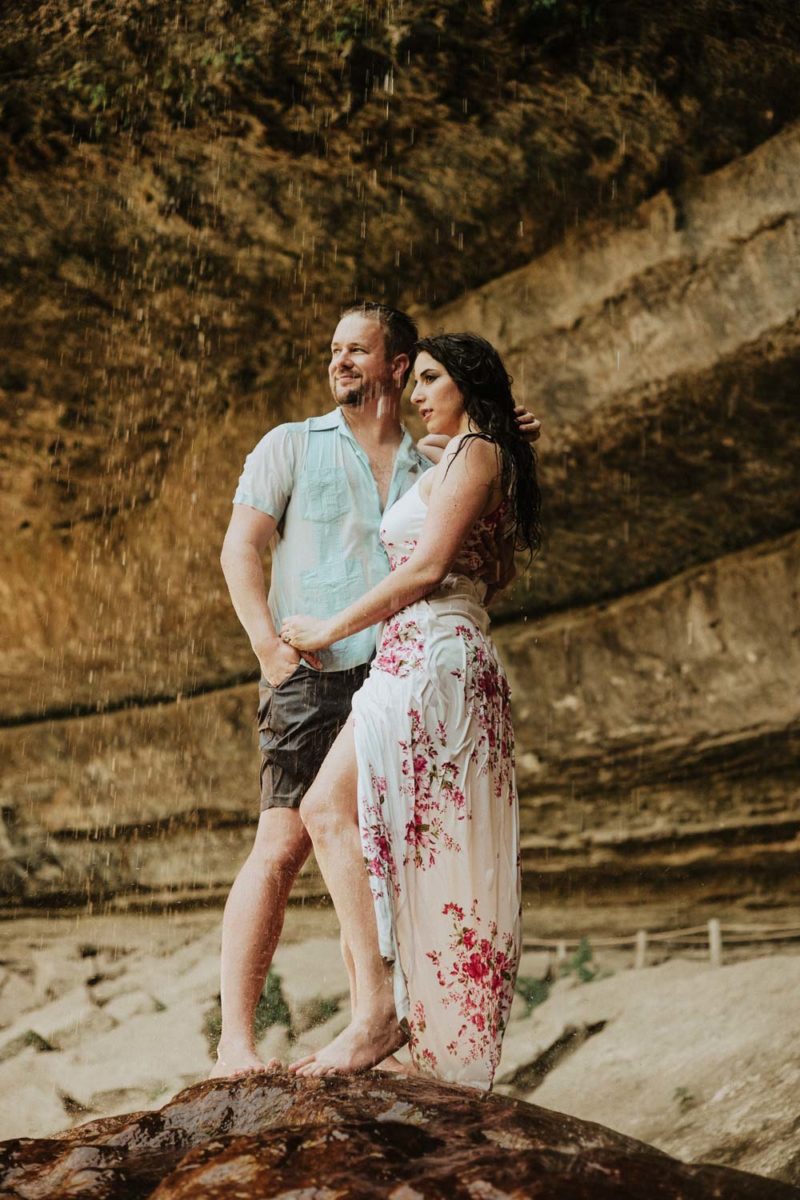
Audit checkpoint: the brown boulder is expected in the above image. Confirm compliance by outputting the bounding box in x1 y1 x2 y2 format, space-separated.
0 1071 795 1199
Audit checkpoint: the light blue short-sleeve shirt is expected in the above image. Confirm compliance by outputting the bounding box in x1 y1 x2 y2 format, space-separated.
233 408 429 671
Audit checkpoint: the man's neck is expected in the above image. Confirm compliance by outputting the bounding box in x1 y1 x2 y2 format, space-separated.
339 394 404 446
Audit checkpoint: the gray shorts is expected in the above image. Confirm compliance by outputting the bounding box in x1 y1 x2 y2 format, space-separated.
257 661 370 810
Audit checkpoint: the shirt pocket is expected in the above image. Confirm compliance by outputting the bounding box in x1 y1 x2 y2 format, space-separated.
300 468 349 523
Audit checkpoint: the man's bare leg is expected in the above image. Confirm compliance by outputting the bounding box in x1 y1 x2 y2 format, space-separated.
210 807 311 1078
290 719 404 1076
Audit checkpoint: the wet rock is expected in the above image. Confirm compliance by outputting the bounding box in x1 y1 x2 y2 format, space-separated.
0 1072 795 1199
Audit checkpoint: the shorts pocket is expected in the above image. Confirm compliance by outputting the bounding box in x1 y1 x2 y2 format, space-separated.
268 662 305 692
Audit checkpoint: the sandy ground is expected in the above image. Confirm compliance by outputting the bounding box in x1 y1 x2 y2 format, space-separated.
0 904 798 1185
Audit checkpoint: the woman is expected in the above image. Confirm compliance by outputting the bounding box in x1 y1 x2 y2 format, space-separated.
280 333 542 1089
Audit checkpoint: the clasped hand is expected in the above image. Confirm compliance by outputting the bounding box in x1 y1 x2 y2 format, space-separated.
280 614 335 653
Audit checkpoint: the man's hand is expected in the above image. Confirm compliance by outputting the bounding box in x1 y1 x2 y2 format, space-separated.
515 405 541 443
255 635 320 686
476 522 518 606
280 614 336 654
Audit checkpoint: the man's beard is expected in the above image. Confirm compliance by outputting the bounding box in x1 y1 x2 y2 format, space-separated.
334 379 366 407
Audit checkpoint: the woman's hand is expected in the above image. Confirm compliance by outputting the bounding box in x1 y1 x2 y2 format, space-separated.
280 614 336 653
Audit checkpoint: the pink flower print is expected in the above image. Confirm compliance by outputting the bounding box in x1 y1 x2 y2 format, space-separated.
360 767 400 898
428 902 519 1074
463 953 489 983
451 624 515 798
450 503 512 585
407 1001 439 1073
382 529 418 572
375 617 424 677
399 712 465 869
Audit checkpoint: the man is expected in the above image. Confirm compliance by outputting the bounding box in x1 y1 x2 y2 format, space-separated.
212 302 539 1077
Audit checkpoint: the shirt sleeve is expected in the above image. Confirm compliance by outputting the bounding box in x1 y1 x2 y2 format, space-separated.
232 425 298 521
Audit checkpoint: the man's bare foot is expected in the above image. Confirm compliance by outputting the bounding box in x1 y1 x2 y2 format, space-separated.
290 1012 405 1077
209 1045 281 1079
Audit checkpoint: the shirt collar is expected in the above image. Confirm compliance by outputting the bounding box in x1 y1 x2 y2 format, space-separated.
307 410 341 432
332 406 420 464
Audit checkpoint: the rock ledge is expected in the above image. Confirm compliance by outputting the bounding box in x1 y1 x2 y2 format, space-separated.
1 1070 796 1199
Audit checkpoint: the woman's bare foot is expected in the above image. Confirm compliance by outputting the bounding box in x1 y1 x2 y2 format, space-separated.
209 1044 281 1079
290 1012 405 1077
376 1054 418 1076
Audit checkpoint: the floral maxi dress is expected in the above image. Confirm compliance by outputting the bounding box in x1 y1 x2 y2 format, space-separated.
351 477 521 1090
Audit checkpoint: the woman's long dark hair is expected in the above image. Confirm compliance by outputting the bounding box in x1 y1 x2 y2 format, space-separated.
415 332 542 556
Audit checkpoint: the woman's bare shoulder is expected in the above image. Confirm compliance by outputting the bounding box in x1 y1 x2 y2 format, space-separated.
439 433 500 479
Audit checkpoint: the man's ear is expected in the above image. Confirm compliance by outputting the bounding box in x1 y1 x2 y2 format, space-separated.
392 353 410 386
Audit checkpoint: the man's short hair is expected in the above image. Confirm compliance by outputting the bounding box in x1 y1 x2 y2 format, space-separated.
340 301 418 383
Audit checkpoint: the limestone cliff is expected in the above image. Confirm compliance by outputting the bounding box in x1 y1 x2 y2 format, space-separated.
1 1 799 910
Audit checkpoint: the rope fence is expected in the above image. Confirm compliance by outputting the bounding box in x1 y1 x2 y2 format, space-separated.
522 920 800 969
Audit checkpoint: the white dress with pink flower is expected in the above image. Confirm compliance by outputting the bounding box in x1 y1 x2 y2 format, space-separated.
351 476 521 1090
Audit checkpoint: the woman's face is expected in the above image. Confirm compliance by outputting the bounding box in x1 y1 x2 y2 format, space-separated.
410 351 467 438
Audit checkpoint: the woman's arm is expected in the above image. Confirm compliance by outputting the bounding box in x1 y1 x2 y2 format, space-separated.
418 408 540 465
281 437 500 651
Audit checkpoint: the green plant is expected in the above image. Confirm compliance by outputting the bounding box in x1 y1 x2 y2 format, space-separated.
514 975 551 1015
254 969 292 1038
562 937 599 983
203 968 291 1056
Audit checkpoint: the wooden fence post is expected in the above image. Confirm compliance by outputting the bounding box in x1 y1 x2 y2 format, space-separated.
708 918 722 967
634 929 648 969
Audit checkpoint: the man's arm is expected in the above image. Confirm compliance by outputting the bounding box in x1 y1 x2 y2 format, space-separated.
220 505 316 685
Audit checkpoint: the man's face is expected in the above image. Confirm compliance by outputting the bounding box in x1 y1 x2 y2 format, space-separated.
328 314 396 408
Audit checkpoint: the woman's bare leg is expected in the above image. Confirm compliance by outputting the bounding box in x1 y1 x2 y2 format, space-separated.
341 931 357 1015
290 718 404 1075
